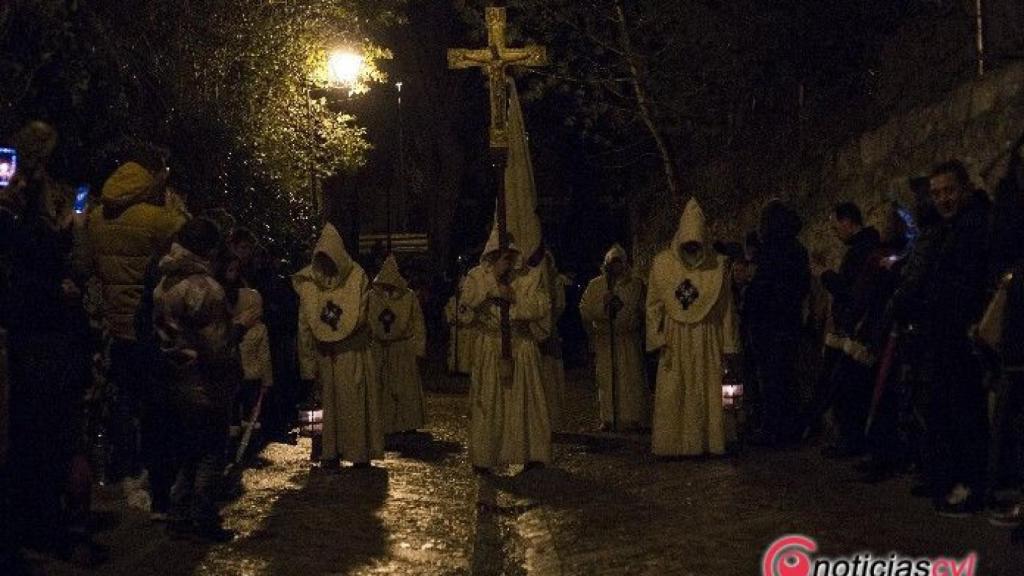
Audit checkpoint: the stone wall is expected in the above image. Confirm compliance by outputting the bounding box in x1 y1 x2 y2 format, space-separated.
794 62 1024 264
636 62 1024 270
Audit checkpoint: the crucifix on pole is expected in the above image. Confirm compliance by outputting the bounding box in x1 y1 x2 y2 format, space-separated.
448 5 547 371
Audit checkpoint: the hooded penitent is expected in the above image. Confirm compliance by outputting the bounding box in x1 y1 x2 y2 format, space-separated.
294 223 381 463
88 161 186 340
657 198 726 326
369 254 426 433
645 197 737 456
602 243 628 273
481 226 520 264
292 223 366 343
580 243 649 429
369 255 419 345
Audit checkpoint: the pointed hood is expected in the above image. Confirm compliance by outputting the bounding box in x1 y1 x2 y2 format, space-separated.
672 198 709 267
373 254 408 292
481 226 520 262
311 223 353 289
603 243 628 268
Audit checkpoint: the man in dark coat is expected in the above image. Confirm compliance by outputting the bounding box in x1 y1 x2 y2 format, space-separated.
816 202 881 458
919 160 992 517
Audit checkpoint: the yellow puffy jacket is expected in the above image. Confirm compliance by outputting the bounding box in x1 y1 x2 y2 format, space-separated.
88 162 186 340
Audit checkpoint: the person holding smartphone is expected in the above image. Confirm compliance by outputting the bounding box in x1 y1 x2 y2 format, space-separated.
3 121 104 566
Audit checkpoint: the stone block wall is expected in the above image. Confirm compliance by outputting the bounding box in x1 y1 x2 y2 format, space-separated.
637 62 1024 272
795 62 1024 264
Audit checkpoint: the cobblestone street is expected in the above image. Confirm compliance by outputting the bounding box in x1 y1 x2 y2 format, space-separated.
34 371 1024 575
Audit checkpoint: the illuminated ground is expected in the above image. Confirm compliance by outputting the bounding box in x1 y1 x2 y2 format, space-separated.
32 374 1024 575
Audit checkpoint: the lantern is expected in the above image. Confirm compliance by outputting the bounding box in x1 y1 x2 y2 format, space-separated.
721 356 744 410
297 405 324 462
296 406 323 437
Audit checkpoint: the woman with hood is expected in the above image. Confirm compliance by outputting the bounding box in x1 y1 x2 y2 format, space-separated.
463 228 552 472
580 243 649 431
646 198 739 456
368 254 426 435
293 224 382 469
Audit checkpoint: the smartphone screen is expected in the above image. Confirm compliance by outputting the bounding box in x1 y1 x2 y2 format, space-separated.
74 185 90 214
0 148 17 187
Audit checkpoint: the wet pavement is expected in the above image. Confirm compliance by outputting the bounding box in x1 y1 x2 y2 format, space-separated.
32 370 1024 575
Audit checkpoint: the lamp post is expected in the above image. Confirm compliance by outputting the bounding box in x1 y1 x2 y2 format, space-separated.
391 81 404 254
307 50 365 221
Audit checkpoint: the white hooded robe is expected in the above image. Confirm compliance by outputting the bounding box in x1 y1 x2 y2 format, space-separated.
369 255 426 434
445 275 477 375
646 199 738 456
580 244 649 430
293 224 383 464
464 231 553 468
537 251 566 432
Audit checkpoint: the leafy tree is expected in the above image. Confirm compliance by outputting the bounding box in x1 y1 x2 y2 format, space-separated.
1 0 402 257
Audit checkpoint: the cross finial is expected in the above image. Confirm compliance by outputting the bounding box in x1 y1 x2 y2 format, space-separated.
448 7 547 149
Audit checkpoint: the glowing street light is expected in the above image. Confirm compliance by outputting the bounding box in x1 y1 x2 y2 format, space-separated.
327 50 364 87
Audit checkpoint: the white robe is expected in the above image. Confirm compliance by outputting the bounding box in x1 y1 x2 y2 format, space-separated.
369 288 426 434
444 286 476 374
464 263 552 467
294 224 383 464
538 255 566 431
580 274 649 429
646 200 738 456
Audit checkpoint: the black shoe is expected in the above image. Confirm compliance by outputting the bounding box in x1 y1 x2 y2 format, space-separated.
351 462 372 469
524 461 546 471
193 524 236 543
472 465 491 476
988 503 1023 528
319 459 341 472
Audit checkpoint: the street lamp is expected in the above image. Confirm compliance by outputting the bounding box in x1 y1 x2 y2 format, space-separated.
327 50 364 89
307 49 364 221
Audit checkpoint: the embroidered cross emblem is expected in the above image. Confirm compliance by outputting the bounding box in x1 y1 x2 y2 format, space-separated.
320 300 343 331
675 279 700 310
379 308 397 334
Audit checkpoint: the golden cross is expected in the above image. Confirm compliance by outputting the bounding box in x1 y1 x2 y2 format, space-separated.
448 7 547 148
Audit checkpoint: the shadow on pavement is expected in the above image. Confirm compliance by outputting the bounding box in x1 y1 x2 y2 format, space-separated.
385 431 463 463
552 431 645 454
228 466 390 575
